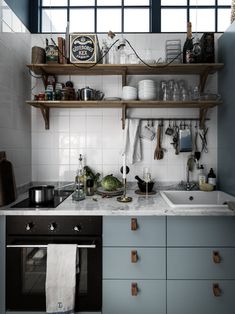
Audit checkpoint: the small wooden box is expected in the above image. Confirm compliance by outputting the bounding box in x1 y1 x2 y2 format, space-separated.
70 34 100 63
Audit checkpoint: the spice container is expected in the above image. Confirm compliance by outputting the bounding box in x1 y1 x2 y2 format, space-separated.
86 178 94 196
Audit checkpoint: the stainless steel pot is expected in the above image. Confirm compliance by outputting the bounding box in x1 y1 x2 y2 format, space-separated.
78 87 104 101
29 185 54 204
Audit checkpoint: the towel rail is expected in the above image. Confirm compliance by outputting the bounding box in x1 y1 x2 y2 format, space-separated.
7 244 96 249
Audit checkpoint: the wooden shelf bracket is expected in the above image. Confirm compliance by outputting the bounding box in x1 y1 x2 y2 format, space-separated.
199 67 210 92
39 105 50 129
122 103 127 129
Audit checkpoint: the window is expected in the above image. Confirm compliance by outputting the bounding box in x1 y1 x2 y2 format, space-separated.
40 0 231 33
41 0 150 33
161 0 231 33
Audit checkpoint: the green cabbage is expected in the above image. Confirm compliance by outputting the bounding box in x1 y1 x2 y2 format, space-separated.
101 174 123 191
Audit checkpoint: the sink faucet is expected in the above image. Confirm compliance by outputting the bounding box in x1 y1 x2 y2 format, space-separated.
185 154 196 191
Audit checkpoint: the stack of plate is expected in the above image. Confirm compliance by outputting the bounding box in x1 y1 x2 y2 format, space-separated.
122 86 138 100
138 80 157 100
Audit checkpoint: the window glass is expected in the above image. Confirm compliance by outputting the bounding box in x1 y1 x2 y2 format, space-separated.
124 9 149 31
70 9 94 32
190 9 215 31
124 0 150 5
190 0 215 5
218 0 231 4
42 0 67 6
70 0 95 6
161 0 187 5
161 9 187 31
42 9 67 32
97 9 122 32
217 8 231 32
97 0 122 6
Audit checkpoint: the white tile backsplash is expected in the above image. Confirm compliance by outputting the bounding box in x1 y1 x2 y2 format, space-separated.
30 33 219 183
0 1 31 187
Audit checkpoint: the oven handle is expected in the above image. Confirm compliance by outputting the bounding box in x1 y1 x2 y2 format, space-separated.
6 244 96 249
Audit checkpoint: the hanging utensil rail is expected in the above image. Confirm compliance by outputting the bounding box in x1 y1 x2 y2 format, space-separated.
127 117 209 122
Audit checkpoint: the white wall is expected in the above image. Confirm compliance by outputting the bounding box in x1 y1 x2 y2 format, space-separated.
31 33 219 184
0 0 31 188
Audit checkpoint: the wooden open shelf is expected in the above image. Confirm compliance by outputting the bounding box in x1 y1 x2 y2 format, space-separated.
27 63 224 129
27 63 223 76
27 63 224 89
27 100 222 130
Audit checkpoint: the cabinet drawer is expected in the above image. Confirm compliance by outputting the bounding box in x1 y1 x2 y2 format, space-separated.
103 280 166 314
103 247 166 279
167 217 235 247
167 248 235 279
103 216 166 247
167 280 235 314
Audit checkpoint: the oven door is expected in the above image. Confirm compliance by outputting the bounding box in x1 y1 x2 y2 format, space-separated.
6 236 102 312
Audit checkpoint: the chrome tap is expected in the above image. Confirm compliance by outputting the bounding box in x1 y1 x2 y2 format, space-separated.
185 154 196 191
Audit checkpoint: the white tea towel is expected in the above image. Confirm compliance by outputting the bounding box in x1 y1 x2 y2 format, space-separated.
46 244 78 314
123 118 142 164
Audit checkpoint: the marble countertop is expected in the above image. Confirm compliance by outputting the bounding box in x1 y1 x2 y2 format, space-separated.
0 187 234 216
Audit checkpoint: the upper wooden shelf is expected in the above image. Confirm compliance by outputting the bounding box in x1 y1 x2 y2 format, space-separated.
27 63 224 76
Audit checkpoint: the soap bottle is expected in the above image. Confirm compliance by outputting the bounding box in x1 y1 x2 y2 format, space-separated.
207 168 216 189
198 165 206 186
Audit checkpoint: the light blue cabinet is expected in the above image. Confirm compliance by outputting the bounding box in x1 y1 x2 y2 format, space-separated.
167 280 235 314
103 247 166 279
103 216 166 314
167 248 235 279
167 217 235 314
103 280 166 314
103 216 166 247
167 217 235 247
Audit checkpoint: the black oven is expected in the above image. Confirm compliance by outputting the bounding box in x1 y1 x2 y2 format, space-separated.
6 216 102 312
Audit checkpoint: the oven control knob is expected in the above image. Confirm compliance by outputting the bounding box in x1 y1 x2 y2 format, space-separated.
25 222 34 231
73 225 82 232
49 222 57 231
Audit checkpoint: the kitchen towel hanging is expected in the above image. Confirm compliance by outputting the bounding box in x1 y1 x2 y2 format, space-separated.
123 118 142 164
46 244 78 314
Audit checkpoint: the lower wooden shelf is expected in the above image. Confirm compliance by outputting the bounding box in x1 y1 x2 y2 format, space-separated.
26 100 222 130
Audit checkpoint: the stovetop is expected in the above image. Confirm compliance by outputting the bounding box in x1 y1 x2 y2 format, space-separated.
11 190 73 209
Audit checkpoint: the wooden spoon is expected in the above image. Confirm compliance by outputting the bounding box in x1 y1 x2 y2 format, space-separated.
154 124 164 160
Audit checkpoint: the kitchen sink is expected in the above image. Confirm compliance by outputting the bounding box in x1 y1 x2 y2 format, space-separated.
160 190 235 208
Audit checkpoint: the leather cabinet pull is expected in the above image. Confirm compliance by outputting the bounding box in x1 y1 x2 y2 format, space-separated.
213 251 221 264
131 282 138 296
131 250 138 263
213 283 222 297
131 218 138 231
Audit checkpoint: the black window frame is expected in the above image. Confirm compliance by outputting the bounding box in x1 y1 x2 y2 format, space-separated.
159 0 231 33
39 0 231 33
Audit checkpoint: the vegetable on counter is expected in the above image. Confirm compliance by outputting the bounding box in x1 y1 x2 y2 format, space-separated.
101 174 123 191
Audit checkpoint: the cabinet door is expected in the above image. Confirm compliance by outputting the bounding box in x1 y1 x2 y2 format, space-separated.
103 217 166 247
103 280 166 314
103 247 166 279
167 280 235 314
167 248 235 279
0 216 5 314
167 217 235 247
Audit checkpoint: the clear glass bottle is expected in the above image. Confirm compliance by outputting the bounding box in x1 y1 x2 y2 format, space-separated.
108 31 117 64
198 165 206 186
101 39 109 64
73 154 86 201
